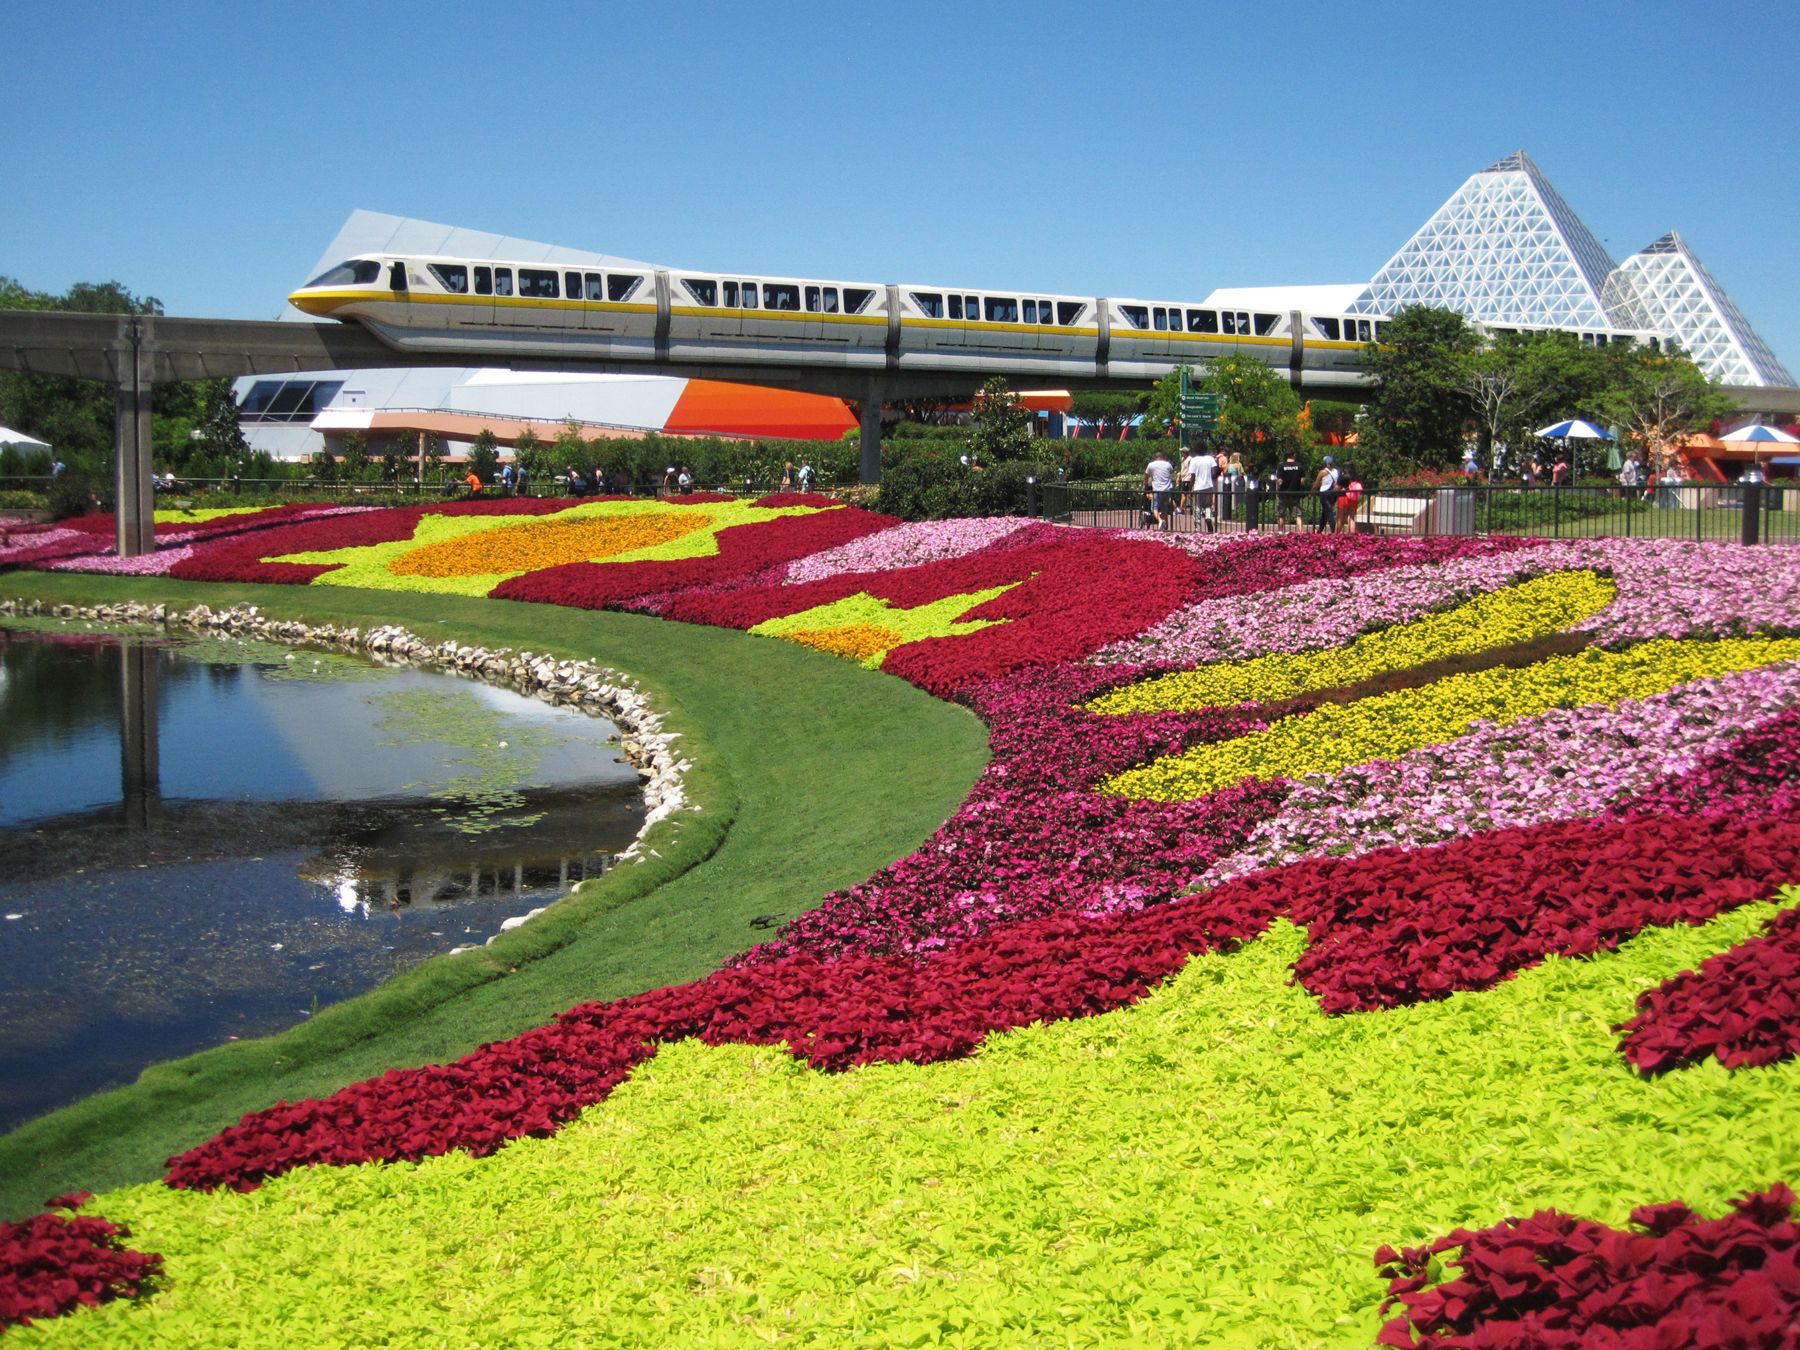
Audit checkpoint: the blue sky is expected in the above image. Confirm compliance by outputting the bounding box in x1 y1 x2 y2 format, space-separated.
3 0 1795 373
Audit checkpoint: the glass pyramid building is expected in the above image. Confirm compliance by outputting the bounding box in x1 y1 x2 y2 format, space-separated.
1346 151 1792 386
1602 232 1794 386
1348 152 1619 330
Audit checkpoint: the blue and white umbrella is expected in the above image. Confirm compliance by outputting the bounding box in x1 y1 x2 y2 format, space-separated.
1720 423 1800 446
1534 419 1614 440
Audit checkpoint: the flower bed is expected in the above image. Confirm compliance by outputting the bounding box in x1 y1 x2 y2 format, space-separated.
0 1195 160 1332
6 515 1800 1344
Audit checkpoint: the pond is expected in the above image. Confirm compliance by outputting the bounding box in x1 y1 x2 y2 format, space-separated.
0 623 644 1132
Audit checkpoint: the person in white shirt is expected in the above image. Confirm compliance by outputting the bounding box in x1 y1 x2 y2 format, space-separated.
1143 447 1177 529
1183 446 1218 529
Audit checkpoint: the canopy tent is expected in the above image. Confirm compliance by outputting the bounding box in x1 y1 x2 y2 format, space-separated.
0 424 51 452
1534 419 1613 440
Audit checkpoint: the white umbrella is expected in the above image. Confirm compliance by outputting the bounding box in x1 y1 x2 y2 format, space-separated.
1720 422 1800 478
0 424 51 452
1534 419 1613 440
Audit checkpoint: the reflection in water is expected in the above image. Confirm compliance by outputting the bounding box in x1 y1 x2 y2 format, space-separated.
0 625 645 1132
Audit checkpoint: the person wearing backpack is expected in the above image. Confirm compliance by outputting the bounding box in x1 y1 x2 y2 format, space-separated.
1313 455 1340 532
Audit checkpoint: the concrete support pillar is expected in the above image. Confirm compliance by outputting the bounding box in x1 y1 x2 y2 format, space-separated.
859 377 885 486
113 318 156 557
118 641 160 829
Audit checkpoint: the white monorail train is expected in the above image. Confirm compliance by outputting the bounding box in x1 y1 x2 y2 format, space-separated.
289 254 1654 391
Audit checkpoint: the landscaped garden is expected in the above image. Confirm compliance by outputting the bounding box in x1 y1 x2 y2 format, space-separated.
2 494 1797 1345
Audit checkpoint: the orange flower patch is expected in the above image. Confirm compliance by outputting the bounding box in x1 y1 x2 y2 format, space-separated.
785 624 906 663
389 512 711 578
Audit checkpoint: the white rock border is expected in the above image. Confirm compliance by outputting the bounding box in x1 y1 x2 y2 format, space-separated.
0 597 694 949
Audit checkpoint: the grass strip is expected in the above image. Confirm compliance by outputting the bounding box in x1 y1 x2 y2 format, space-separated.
0 574 988 1216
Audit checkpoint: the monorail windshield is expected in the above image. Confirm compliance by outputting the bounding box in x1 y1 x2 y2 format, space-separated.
305 259 381 288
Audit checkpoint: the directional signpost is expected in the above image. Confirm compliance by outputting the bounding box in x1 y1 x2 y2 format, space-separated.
1177 368 1222 446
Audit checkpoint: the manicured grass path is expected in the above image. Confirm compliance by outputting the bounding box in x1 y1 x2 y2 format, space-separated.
0 574 989 1219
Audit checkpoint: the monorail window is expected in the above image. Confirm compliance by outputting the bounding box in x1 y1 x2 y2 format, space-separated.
520 269 559 299
805 285 821 311
724 282 739 307
1152 307 1171 331
474 266 493 296
1023 300 1038 324
1253 313 1278 337
1057 301 1084 325
742 282 758 308
608 274 640 303
428 264 469 294
913 292 943 318
1188 309 1218 334
585 274 606 301
764 283 799 310
948 295 962 320
1040 299 1054 324
965 295 979 318
1121 305 1150 330
565 271 582 299
494 268 514 297
845 287 874 314
1313 317 1340 340
683 278 718 306
388 262 408 292
1347 319 1372 342
1220 310 1248 335
804 285 840 313
823 287 839 313
305 259 382 288
986 297 1019 323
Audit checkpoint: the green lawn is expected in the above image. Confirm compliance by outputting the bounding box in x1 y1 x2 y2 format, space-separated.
0 574 990 1218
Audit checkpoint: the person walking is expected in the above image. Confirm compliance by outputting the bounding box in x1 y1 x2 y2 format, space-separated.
1313 455 1340 532
1334 469 1364 533
798 459 816 492
1143 446 1177 531
1186 444 1218 531
1221 452 1247 525
1275 452 1305 531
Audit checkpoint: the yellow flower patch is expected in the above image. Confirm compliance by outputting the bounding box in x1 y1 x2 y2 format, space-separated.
749 581 1023 669
785 623 906 663
269 498 826 597
1088 570 1617 715
390 512 711 577
1103 636 1800 801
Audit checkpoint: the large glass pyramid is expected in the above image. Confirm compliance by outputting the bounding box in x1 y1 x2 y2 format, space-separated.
1348 151 1619 329
1601 232 1794 386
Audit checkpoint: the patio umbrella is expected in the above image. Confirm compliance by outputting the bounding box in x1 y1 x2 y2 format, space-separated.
1534 419 1614 440
0 424 51 452
1720 422 1800 477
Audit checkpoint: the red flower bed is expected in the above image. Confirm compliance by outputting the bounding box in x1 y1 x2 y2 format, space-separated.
491 504 899 611
0 1194 161 1332
165 498 573 585
1284 811 1800 1014
665 526 1203 695
164 749 1799 1192
1375 1182 1800 1347
1618 905 1800 1075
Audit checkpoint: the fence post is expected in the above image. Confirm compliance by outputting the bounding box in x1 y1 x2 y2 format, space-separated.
1742 481 1763 546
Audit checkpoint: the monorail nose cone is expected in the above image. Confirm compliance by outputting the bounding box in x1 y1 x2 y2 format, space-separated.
289 290 325 315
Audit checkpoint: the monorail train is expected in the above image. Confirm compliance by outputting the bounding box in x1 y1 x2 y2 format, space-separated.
289 253 1654 391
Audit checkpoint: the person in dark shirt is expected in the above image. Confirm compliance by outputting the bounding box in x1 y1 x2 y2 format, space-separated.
1275 453 1305 530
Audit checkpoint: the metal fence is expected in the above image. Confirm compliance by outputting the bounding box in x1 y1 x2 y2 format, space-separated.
1039 481 1800 546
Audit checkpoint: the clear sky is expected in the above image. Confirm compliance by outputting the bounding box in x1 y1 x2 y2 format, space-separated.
3 0 1795 374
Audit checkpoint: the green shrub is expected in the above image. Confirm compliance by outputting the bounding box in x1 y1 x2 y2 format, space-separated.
0 490 48 510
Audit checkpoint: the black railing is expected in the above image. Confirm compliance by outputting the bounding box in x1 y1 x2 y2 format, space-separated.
1039 482 1800 545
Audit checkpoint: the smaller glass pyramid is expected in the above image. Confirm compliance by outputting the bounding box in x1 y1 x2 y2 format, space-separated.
1602 233 1794 386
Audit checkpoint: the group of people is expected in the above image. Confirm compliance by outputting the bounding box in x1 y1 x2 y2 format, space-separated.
1141 447 1362 533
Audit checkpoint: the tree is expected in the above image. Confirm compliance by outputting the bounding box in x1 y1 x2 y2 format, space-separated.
339 430 372 481
421 432 445 482
192 379 250 466
1361 306 1480 470
1459 349 1531 476
378 436 407 483
965 376 1037 465
547 421 588 481
1598 346 1734 476
311 448 339 483
1197 356 1304 472
468 428 502 484
1072 390 1149 440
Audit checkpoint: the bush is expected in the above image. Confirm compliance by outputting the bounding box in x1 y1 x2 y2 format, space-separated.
46 470 107 521
875 453 1039 521
0 490 48 510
